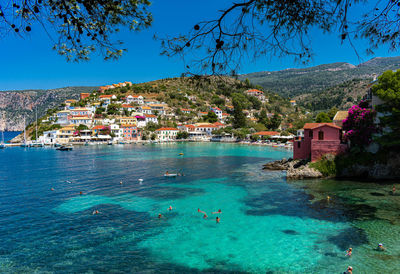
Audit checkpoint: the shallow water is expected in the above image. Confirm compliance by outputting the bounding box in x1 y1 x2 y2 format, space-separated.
0 143 399 273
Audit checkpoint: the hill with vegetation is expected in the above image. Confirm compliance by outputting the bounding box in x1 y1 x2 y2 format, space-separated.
240 56 400 110
0 86 96 131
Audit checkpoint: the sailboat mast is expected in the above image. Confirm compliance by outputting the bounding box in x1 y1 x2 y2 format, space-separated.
24 116 26 144
35 108 38 141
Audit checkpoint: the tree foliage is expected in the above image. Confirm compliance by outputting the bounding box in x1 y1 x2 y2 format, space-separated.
160 0 400 75
0 0 152 61
315 112 331 123
371 70 400 148
232 96 246 128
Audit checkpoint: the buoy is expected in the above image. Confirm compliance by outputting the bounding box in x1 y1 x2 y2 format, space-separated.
138 178 143 184
120 181 123 185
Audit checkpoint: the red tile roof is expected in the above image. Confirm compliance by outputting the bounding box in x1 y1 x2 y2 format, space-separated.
92 125 105 130
155 127 179 131
145 114 157 118
121 124 137 128
121 104 133 108
254 131 279 136
246 89 264 94
197 125 217 128
99 95 113 98
303 123 341 130
213 122 225 126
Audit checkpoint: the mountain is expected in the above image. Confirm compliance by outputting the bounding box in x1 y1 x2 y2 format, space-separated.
0 86 96 131
240 56 400 102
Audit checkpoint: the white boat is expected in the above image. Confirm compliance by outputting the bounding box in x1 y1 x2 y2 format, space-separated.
164 173 178 177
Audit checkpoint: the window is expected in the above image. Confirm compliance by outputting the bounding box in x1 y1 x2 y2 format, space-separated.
309 130 313 138
297 142 301 148
318 131 324 140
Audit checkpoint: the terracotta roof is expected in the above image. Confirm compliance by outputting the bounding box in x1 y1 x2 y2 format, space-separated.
121 104 134 108
197 124 217 128
155 127 179 131
92 125 105 130
213 122 225 126
303 123 341 130
254 131 279 136
121 124 137 127
181 108 191 111
99 95 113 98
222 113 229 116
199 112 208 114
141 106 151 110
213 107 222 111
246 89 264 94
145 114 157 118
333 111 349 121
185 124 196 128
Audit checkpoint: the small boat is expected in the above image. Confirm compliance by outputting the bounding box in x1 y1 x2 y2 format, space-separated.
108 141 113 145
56 145 73 151
54 143 62 147
179 153 184 155
164 173 178 177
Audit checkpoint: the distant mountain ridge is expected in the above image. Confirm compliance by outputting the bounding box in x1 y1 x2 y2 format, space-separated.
240 56 400 99
0 86 96 131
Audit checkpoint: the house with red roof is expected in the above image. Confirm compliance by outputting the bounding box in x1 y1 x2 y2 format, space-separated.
155 127 179 141
245 89 266 102
254 131 279 137
121 124 141 140
293 123 348 162
121 104 135 112
211 107 223 119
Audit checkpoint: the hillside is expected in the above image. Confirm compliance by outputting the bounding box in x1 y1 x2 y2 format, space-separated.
240 56 400 100
0 86 96 131
296 78 371 111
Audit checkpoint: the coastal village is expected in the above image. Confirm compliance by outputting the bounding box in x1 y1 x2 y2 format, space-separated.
15 80 297 149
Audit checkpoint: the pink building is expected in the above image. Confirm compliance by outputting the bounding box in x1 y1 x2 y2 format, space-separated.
122 124 141 140
293 123 347 162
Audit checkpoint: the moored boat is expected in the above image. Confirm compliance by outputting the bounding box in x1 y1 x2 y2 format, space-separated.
56 145 73 151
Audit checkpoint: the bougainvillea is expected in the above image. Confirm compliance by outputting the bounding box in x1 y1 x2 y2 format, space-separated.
342 101 377 148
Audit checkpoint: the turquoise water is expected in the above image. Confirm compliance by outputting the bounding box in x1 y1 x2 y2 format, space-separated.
1 143 399 273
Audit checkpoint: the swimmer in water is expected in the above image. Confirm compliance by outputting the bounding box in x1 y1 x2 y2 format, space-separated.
346 247 352 256
345 266 353 274
92 210 100 215
216 217 220 223
158 213 163 219
79 191 83 195
212 209 222 214
377 243 385 251
203 213 208 219
168 206 173 211
51 188 54 191
165 171 169 175
120 181 123 185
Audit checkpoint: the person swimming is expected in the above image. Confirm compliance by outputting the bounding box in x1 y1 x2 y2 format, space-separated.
377 243 385 251
344 266 353 274
120 181 123 185
212 209 222 214
165 171 169 175
203 213 208 219
92 210 99 215
158 213 163 219
346 247 352 256
168 206 173 211
216 217 220 223
51 188 54 191
79 191 83 195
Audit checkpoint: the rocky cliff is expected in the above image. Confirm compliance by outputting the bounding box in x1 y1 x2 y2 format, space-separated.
0 86 96 131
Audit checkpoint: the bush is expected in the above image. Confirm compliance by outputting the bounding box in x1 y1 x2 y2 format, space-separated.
309 156 337 176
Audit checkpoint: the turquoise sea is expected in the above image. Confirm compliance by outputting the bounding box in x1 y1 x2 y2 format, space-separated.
0 143 399 273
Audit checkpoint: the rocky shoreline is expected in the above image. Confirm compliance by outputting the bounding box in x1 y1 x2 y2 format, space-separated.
263 158 324 179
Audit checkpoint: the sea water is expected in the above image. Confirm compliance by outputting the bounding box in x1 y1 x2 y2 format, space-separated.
0 143 399 273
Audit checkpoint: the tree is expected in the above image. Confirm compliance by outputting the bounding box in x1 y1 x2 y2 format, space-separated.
161 1 400 75
176 131 189 139
327 107 339 120
107 103 121 115
315 112 332 123
77 124 88 131
204 111 218 123
145 122 159 132
232 96 246 128
0 0 152 61
268 114 281 130
150 133 156 140
371 70 400 148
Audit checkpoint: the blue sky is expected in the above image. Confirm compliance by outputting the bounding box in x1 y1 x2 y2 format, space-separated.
0 0 399 90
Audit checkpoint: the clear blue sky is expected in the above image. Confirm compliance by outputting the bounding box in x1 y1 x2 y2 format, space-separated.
0 0 399 90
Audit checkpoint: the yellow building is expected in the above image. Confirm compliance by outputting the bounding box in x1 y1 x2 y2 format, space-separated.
118 116 137 125
57 125 76 144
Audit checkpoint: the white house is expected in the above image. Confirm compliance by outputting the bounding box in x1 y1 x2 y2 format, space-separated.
140 106 153 114
110 124 123 141
70 108 91 116
211 107 223 120
155 127 179 141
195 124 218 136
145 114 158 124
245 89 266 102
56 110 71 125
69 116 92 126
38 130 58 145
126 95 144 105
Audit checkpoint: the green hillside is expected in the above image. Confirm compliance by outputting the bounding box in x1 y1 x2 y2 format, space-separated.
240 56 400 99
